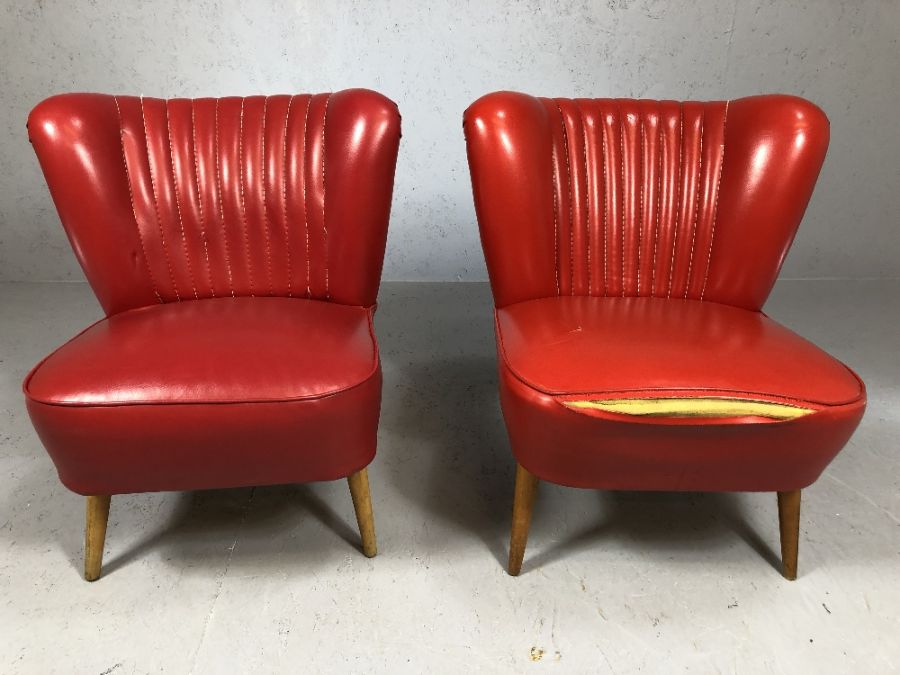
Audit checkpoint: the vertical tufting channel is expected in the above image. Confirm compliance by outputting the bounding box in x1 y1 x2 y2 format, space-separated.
114 96 163 304
542 97 728 301
699 100 729 301
114 94 334 303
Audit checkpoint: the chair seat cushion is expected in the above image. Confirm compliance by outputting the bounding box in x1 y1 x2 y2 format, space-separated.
494 296 865 491
26 296 378 406
496 296 862 406
25 297 381 495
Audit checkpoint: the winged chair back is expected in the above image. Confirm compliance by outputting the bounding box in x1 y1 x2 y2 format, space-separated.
28 89 401 315
464 93 828 310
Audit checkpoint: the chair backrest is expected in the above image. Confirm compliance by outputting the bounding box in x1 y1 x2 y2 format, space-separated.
28 89 401 315
464 93 829 310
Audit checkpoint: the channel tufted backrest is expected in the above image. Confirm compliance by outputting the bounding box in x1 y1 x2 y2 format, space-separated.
464 93 829 310
28 89 401 315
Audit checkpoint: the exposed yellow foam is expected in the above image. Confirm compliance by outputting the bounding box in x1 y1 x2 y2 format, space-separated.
564 397 814 420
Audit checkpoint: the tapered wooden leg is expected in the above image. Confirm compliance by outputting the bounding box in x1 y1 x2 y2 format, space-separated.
84 495 111 582
347 468 377 557
508 463 539 576
777 490 801 580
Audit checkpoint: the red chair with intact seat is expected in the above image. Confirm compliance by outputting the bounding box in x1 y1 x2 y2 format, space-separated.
463 92 865 578
25 89 401 580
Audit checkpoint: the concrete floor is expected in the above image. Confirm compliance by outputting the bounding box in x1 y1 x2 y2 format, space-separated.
0 280 898 673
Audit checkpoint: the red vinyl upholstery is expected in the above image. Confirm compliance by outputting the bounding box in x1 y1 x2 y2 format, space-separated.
464 92 865 492
25 89 401 496
496 296 863 491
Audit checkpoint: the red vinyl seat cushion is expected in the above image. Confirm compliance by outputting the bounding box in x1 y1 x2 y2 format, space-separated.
27 297 378 405
25 297 382 495
497 296 862 406
495 296 865 491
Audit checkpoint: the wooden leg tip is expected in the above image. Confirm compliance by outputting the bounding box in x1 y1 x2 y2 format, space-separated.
782 558 798 581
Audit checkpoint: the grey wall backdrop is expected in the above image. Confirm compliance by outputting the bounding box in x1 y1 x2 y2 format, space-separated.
1 0 898 283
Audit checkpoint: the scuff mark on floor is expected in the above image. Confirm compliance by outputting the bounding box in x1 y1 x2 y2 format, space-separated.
188 487 256 674
824 473 900 525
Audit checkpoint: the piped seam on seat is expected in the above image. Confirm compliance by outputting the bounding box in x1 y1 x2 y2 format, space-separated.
25 363 380 408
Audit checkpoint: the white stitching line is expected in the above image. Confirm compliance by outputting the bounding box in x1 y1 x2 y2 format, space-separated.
618 102 626 297
637 107 644 296
165 100 198 299
214 99 235 296
601 107 608 296
322 93 333 299
281 96 295 297
683 107 705 299
260 96 274 296
555 101 575 295
114 96 162 303
237 97 254 295
650 102 663 297
666 103 684 298
190 99 215 297
575 100 591 295
140 96 180 301
550 135 561 295
700 100 730 301
300 95 312 297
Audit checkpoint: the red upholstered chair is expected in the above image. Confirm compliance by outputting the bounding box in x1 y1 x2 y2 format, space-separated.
25 89 400 580
463 92 865 578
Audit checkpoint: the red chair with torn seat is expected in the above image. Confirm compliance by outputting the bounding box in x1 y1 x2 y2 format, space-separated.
25 89 400 580
463 92 865 578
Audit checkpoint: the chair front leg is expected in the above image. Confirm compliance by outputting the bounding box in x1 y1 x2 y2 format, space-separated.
84 495 111 581
777 490 801 580
347 468 377 558
508 463 539 576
